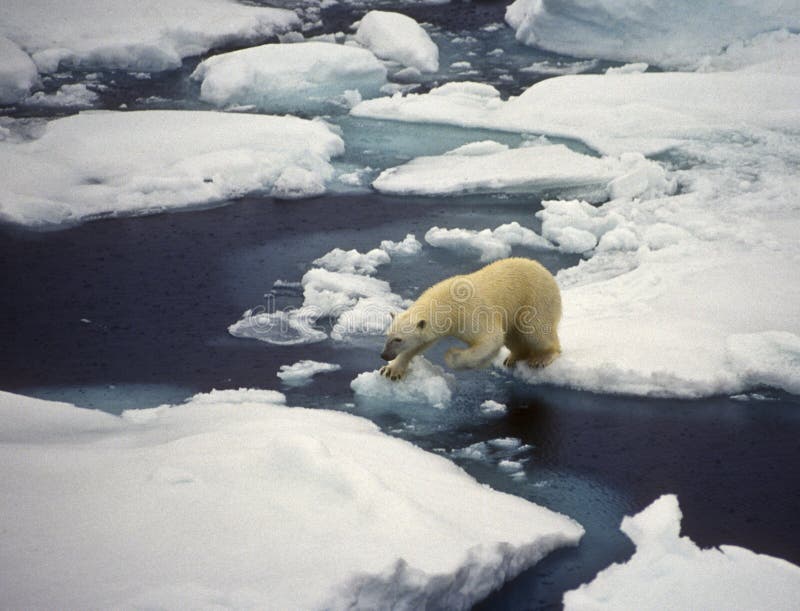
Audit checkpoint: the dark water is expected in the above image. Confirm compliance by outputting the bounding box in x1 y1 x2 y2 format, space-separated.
2 195 799 610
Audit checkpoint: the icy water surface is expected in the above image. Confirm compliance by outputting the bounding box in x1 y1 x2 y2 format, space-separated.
2 195 799 609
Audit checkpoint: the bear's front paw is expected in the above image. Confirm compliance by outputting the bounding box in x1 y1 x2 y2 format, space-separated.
379 363 406 381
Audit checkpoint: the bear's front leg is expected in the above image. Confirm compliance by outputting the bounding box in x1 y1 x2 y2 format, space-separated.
445 334 504 370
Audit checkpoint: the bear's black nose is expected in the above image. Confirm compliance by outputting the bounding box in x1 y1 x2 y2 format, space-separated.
380 350 391 361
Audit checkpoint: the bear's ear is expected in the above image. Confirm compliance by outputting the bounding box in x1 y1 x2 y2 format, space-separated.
417 319 426 330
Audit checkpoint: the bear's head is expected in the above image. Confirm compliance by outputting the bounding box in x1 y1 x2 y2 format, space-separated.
381 310 434 361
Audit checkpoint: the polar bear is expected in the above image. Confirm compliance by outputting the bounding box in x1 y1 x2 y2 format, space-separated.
380 257 562 380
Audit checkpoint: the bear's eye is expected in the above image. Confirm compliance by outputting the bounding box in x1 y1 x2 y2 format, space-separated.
392 337 403 343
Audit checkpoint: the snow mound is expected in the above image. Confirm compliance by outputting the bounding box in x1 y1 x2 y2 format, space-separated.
563 495 800 610
354 10 439 73
0 36 38 105
0 0 299 73
191 42 387 113
373 142 671 199
0 390 583 610
425 222 553 262
351 356 455 408
277 360 342 386
505 0 800 69
0 110 344 227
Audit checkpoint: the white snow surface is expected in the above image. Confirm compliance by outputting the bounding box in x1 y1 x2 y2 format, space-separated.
277 360 342 386
355 54 800 398
191 42 387 113
0 0 299 74
505 0 800 69
563 495 800 610
0 389 584 610
373 142 673 200
0 110 344 226
351 356 456 408
380 233 423 256
0 36 38 105
314 247 391 275
354 10 439 72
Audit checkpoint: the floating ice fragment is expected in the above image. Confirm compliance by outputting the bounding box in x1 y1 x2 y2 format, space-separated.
354 11 439 72
351 356 455 408
563 494 800 609
191 42 387 114
277 360 342 386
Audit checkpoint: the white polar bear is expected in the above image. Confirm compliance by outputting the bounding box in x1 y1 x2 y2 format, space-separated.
380 257 562 380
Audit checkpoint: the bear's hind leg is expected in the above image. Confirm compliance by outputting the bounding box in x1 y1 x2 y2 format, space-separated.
503 329 531 367
523 331 561 369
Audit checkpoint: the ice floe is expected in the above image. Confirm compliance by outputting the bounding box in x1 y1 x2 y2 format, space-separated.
23 83 98 108
373 142 672 200
191 42 387 114
0 110 344 226
277 360 342 386
0 36 38 105
355 48 800 398
313 247 391 275
425 222 552 262
563 495 800 610
380 233 422 256
0 0 299 74
354 10 439 73
505 0 800 69
0 389 583 610
351 356 455 408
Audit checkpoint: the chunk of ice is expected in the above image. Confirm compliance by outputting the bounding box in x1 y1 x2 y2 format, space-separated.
354 10 439 73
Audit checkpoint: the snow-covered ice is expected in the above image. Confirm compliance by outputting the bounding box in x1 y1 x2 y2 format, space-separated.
23 83 98 108
424 222 552 262
354 10 439 73
277 360 342 386
191 42 387 114
373 141 672 200
563 495 800 610
230 265 407 345
0 110 344 226
0 0 299 74
0 36 38 105
380 233 422 256
351 356 455 408
0 389 583 610
313 247 391 275
355 46 800 398
505 0 800 69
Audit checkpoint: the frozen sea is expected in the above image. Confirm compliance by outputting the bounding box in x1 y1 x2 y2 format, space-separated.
2 0 800 609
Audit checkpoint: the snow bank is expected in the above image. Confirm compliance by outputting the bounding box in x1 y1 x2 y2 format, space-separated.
563 495 800 610
425 222 552 262
354 10 439 73
351 356 455 408
0 36 38 105
505 0 800 69
191 42 387 113
373 142 672 199
355 60 800 398
0 0 299 73
0 110 344 227
0 390 583 610
277 360 341 386
24 83 98 108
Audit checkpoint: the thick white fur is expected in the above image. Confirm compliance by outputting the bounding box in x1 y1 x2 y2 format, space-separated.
380 257 562 380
